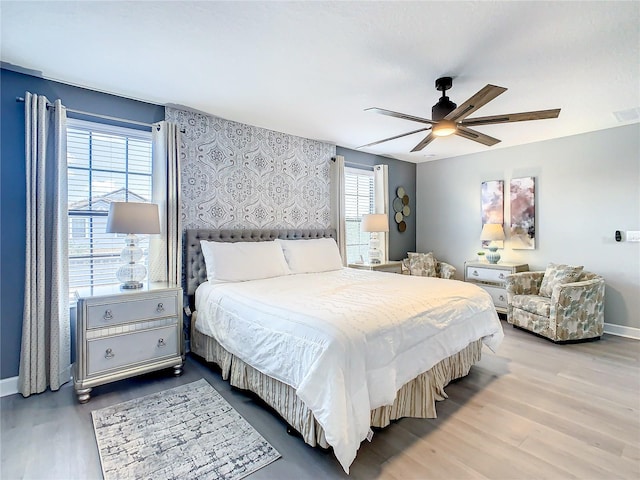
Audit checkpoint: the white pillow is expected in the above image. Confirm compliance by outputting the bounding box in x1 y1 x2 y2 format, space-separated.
200 240 290 282
200 240 218 281
275 238 343 274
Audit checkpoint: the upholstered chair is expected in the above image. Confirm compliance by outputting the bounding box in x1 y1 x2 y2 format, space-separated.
401 252 456 279
505 265 605 343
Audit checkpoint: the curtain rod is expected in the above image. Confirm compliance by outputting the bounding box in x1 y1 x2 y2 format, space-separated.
331 156 375 170
16 96 154 129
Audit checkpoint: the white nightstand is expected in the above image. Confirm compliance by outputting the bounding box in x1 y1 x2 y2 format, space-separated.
74 282 184 403
348 260 403 274
464 261 529 314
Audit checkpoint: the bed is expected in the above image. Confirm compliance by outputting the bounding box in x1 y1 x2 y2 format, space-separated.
185 228 504 473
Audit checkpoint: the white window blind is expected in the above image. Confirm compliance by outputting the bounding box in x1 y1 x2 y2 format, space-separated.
344 167 374 264
67 119 153 297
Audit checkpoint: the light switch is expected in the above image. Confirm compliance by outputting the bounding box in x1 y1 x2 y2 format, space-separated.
627 231 640 242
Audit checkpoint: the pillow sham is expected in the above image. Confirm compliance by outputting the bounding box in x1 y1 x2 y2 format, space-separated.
275 238 343 274
200 240 291 282
407 252 437 277
538 262 584 297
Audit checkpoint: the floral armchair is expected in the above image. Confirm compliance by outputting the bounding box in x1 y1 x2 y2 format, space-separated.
401 252 456 279
505 264 605 342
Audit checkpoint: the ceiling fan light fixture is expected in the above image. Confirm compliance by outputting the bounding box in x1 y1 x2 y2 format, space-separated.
432 120 457 137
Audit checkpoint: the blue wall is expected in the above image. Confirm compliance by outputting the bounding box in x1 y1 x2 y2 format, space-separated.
0 68 165 379
336 147 417 261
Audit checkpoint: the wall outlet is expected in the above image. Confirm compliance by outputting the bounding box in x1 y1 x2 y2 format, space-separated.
626 231 640 242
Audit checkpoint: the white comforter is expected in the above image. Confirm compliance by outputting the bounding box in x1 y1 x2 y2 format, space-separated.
195 268 503 473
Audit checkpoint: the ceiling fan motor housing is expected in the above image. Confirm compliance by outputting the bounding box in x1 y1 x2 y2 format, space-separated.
432 96 457 121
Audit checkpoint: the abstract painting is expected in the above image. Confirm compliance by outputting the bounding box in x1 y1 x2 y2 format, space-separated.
481 180 504 248
510 176 536 249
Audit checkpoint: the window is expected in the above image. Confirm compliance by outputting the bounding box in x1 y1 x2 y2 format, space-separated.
344 167 374 264
67 119 153 297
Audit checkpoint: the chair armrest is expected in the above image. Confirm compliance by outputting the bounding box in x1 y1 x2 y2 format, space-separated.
401 258 410 275
505 271 544 298
550 277 605 338
438 261 456 279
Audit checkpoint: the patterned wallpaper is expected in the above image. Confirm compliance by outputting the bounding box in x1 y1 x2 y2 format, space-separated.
166 107 335 231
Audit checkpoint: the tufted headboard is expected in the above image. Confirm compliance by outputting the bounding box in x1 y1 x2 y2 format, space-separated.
184 228 337 297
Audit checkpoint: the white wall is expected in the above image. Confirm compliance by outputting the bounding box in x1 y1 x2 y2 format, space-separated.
416 124 639 329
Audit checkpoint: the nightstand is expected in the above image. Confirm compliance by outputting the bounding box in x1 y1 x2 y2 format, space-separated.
74 282 184 403
464 261 529 314
348 260 403 274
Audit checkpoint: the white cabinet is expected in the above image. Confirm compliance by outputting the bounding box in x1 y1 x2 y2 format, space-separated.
74 283 184 403
464 262 529 314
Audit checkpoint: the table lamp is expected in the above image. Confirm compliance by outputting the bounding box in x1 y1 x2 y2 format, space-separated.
480 223 506 264
106 202 161 289
361 213 389 264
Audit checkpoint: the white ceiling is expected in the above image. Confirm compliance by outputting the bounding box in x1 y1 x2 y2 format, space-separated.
2 1 639 163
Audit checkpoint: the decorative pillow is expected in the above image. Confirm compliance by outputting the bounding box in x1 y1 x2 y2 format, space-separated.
200 240 290 282
407 252 437 277
538 262 584 297
275 238 343 274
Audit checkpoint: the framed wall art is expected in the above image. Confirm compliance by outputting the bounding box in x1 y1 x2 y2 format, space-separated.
510 176 536 249
481 180 504 248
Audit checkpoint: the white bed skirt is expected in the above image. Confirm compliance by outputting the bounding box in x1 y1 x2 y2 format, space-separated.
191 314 483 449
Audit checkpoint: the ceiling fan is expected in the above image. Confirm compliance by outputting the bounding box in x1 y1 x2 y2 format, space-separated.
359 77 560 152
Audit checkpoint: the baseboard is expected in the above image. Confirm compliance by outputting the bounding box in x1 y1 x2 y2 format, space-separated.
604 323 640 340
0 376 18 397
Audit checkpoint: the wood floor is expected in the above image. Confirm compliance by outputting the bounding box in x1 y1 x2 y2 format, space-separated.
1 322 639 479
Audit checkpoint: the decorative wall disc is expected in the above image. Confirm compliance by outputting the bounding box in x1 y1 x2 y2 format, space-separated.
394 187 410 232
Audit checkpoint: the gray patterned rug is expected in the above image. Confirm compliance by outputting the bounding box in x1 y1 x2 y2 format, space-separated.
91 379 281 480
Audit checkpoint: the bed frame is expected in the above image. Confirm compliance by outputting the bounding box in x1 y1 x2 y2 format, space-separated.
184 228 482 450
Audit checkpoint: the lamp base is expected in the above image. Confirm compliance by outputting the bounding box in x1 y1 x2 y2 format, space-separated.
120 281 143 290
486 247 501 264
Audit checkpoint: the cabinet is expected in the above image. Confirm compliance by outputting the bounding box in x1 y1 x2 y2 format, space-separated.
348 260 403 274
74 283 184 403
464 261 529 314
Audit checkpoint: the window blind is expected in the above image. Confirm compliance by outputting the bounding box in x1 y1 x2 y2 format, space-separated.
67 119 153 297
344 167 374 264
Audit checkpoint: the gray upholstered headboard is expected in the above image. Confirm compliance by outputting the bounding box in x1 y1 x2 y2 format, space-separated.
185 228 337 297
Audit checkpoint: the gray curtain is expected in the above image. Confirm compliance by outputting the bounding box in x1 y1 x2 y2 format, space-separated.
19 92 71 397
149 121 182 286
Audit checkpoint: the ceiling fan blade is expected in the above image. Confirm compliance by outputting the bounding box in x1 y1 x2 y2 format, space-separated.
357 127 431 149
455 126 501 146
366 107 436 126
410 132 436 152
444 84 507 122
459 108 561 127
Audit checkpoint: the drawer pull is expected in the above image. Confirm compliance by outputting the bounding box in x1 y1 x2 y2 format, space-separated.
104 348 115 359
499 295 505 301
156 303 165 313
157 338 166 348
498 273 505 279
472 270 479 276
103 309 113 321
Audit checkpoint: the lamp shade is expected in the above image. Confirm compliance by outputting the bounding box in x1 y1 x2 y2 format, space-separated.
106 202 161 234
480 223 506 241
361 213 389 233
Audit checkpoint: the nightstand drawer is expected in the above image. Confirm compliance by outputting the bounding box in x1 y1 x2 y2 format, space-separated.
480 285 508 308
86 295 177 328
87 325 178 375
465 266 509 284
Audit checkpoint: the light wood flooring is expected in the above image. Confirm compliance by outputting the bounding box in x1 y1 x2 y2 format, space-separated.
1 322 639 479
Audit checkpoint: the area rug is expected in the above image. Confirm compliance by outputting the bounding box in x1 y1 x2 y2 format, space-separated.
91 379 281 480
